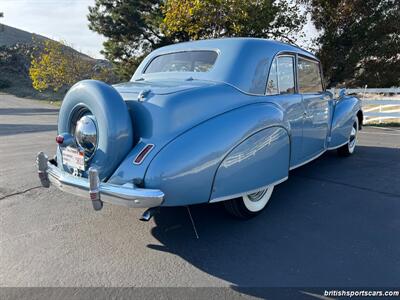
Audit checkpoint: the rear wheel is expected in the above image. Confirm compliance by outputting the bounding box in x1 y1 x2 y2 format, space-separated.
337 118 359 156
224 185 274 219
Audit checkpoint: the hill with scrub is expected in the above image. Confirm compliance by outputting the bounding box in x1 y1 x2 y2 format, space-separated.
0 24 113 100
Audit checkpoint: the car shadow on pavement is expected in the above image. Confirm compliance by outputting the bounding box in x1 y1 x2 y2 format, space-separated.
0 123 58 136
0 107 59 116
148 146 400 297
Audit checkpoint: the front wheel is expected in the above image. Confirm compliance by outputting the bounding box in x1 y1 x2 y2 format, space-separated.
224 186 274 219
337 118 359 157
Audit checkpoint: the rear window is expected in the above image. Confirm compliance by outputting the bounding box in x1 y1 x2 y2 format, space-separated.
144 51 218 74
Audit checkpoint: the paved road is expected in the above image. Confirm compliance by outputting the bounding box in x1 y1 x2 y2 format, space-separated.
1 94 399 291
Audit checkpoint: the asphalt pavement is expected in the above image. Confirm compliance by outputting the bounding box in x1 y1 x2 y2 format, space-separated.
1 93 399 293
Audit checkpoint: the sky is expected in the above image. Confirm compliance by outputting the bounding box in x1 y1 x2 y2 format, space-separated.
0 0 106 58
0 0 318 59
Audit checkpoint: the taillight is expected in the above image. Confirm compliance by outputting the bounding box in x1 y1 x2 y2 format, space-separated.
56 135 64 144
133 144 154 165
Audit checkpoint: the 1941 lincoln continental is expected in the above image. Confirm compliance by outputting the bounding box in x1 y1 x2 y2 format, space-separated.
37 38 363 220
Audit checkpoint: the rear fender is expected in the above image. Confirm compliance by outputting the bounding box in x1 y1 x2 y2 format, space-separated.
144 103 289 206
328 96 362 149
210 126 289 202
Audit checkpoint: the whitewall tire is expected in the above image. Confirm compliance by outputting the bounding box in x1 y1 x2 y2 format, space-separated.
338 118 359 156
224 185 274 219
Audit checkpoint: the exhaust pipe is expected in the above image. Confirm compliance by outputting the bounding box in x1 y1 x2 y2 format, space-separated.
140 207 158 221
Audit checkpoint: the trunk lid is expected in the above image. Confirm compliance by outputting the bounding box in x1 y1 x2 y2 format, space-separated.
114 79 214 97
114 79 220 142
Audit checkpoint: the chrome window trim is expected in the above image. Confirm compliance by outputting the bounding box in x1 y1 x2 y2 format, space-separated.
297 55 320 64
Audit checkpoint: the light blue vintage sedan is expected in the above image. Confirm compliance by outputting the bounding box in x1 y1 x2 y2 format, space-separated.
37 38 363 219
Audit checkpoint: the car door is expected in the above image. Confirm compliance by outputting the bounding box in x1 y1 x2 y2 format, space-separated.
266 55 305 167
297 56 330 159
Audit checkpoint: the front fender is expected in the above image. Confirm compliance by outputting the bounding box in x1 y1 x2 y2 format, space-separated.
328 96 361 149
144 103 288 206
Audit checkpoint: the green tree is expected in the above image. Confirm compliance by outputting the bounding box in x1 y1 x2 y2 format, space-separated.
304 0 400 87
88 0 171 80
29 40 92 92
88 0 306 80
163 0 305 43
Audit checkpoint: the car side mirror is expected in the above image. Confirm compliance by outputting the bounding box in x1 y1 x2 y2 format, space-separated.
338 89 346 100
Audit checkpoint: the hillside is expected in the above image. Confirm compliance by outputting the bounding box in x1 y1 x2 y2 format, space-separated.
0 23 49 47
0 24 110 100
0 23 95 61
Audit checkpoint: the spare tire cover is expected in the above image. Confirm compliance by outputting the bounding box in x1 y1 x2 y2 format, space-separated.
58 80 133 180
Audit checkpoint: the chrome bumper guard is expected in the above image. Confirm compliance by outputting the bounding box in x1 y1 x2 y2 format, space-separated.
36 152 164 209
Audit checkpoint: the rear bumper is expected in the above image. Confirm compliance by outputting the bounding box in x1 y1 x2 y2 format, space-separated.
36 152 164 209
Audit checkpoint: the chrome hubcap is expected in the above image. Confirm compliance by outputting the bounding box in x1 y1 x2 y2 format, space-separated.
242 185 275 213
247 189 268 202
75 115 97 160
348 122 357 152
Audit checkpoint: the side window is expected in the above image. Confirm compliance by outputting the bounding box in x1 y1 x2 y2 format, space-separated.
277 56 295 94
298 58 323 93
266 59 278 95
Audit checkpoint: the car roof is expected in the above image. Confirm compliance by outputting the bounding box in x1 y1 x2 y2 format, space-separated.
132 38 319 95
152 38 317 60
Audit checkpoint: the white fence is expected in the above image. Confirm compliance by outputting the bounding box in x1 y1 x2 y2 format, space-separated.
331 87 400 124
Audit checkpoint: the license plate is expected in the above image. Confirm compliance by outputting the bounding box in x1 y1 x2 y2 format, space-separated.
62 147 85 171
